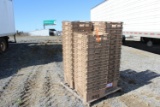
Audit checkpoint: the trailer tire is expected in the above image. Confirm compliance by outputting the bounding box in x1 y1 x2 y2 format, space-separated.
0 38 7 53
147 40 153 47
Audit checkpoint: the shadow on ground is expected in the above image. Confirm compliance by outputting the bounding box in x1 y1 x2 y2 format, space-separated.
0 43 62 79
92 69 160 106
123 40 160 55
119 69 160 93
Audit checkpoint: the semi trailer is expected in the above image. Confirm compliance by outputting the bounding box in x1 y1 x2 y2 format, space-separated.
91 0 160 46
0 0 15 53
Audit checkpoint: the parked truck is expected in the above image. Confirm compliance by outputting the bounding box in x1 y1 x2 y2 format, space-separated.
91 0 160 46
0 0 15 53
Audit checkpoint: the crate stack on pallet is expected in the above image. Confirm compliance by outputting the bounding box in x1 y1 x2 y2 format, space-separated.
62 21 93 89
73 32 110 102
93 22 123 90
106 22 123 84
62 21 123 102
62 21 74 88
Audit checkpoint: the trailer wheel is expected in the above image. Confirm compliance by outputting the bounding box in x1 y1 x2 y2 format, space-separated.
147 40 153 47
0 38 7 53
122 35 126 44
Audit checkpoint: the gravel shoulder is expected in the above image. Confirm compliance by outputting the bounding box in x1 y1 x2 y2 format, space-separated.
0 36 160 107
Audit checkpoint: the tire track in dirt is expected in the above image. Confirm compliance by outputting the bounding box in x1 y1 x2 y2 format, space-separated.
42 69 52 107
18 67 38 107
53 62 64 82
45 63 83 107
19 65 46 107
30 65 47 107
0 66 36 107
40 64 60 107
46 64 64 107
0 76 14 97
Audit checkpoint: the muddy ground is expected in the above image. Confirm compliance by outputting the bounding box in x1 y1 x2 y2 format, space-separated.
0 36 160 107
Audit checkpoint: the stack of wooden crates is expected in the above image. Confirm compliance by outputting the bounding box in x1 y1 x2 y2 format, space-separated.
62 21 123 102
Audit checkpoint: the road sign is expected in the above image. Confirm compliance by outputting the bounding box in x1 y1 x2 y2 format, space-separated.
43 20 56 25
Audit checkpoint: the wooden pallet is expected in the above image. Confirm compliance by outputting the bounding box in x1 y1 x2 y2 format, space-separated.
60 82 122 107
86 87 122 107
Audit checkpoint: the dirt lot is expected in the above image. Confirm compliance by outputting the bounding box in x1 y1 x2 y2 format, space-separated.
0 36 160 107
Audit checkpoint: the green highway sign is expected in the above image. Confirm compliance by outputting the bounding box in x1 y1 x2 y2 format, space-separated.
43 20 56 25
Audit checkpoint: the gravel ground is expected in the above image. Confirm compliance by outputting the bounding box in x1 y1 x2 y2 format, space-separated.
0 36 160 107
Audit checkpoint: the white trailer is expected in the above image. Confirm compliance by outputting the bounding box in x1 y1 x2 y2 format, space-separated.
0 0 15 53
29 29 57 36
91 0 160 46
